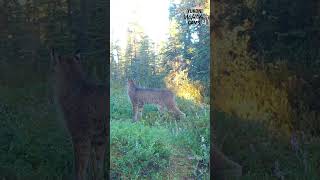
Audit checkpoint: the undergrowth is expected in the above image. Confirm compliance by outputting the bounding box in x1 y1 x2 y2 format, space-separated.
0 83 74 180
110 87 210 179
215 110 320 179
0 79 210 179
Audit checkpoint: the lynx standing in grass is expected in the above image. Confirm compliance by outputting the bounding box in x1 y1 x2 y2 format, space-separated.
127 79 185 121
51 49 108 180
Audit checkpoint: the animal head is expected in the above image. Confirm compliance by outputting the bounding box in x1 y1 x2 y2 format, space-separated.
50 48 83 80
127 79 136 87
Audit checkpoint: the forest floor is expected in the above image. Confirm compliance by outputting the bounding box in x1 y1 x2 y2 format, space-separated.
0 82 210 179
0 83 75 180
110 87 210 179
215 110 320 179
1 81 319 179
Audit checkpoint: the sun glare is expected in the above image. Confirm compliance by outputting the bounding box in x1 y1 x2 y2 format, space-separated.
111 0 170 48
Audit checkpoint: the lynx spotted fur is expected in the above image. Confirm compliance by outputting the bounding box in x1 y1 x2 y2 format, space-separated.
127 80 185 121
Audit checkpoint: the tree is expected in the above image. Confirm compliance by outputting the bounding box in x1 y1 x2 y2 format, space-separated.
162 0 210 92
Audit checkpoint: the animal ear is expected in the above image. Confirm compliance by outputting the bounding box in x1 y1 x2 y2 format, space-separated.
74 49 81 61
128 79 135 84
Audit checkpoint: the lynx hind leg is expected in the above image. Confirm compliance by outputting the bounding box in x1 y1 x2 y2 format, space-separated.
157 105 165 118
174 110 186 120
73 138 91 180
136 103 143 120
166 99 185 120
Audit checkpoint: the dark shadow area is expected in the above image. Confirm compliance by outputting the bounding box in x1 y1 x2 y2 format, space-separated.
0 0 108 179
215 110 320 179
211 0 320 179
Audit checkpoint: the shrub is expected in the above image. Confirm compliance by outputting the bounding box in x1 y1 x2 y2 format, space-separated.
110 120 172 179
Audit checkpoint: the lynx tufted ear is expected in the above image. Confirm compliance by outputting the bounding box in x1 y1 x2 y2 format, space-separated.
127 79 136 85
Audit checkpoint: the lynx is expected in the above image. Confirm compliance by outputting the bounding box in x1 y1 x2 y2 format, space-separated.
127 79 185 121
51 49 108 180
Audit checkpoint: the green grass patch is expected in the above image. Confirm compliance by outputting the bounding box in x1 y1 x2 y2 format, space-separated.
111 120 172 179
0 83 210 179
215 110 320 179
110 87 210 179
0 84 74 180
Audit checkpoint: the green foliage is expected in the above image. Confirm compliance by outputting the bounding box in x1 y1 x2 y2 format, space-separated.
165 0 210 90
212 2 320 178
251 0 319 66
0 1 107 179
0 85 74 180
110 87 210 179
0 0 108 85
215 110 320 179
212 1 320 134
213 32 293 132
110 120 172 178
110 0 210 93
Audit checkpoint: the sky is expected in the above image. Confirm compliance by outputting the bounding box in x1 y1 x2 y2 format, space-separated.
111 0 171 49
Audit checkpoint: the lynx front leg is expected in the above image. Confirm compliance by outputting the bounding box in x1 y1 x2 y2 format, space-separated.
157 105 164 113
132 104 139 122
92 130 107 180
73 138 91 180
137 104 144 120
157 105 165 118
166 101 185 120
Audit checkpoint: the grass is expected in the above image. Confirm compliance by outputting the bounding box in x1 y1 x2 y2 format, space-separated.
0 81 210 179
3 75 317 179
110 87 210 179
215 110 320 179
0 82 74 180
